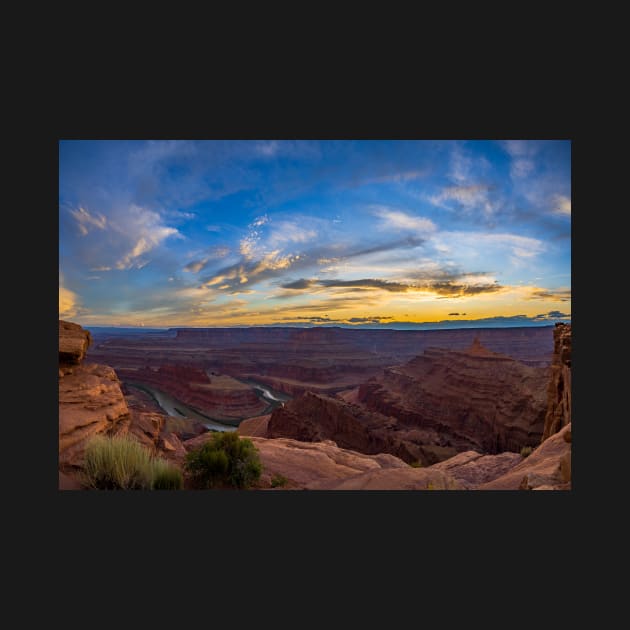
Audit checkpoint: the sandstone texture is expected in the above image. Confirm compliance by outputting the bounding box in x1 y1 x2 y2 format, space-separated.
59 361 131 468
59 319 92 364
429 450 523 489
238 414 271 437
182 432 460 490
59 320 194 482
477 423 571 490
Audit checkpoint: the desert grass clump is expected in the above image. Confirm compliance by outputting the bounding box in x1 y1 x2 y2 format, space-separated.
520 446 533 458
83 435 153 489
409 460 423 468
184 431 262 489
150 459 184 490
83 434 183 490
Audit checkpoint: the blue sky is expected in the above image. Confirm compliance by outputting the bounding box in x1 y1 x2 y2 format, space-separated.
59 140 571 328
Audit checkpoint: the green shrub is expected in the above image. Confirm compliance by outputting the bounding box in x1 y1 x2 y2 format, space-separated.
520 446 533 458
271 473 289 488
151 459 184 490
185 431 262 489
83 434 183 490
409 460 423 468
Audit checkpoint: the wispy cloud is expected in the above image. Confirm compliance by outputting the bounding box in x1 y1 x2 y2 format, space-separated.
436 231 545 262
501 140 538 179
183 247 231 273
70 206 107 236
115 206 180 270
527 287 571 302
372 207 436 233
367 169 428 184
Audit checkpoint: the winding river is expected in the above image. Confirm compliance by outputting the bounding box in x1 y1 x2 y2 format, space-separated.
126 377 291 432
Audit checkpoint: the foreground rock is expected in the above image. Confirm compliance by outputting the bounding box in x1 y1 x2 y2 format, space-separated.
59 320 92 364
542 323 571 441
238 414 271 437
477 423 571 490
59 362 131 468
59 320 191 480
183 432 461 490
429 451 523 489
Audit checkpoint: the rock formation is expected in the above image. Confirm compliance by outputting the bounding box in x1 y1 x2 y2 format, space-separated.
265 391 442 464
59 321 131 469
542 323 571 441
59 320 197 483
87 325 554 401
182 432 461 490
476 423 571 490
428 451 524 489
357 340 549 454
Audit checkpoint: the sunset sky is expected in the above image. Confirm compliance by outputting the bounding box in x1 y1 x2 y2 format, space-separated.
59 140 571 328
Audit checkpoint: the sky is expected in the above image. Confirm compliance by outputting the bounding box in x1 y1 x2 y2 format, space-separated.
59 140 571 329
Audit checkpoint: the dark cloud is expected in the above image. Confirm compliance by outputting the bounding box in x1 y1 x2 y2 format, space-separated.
533 310 571 320
429 281 503 297
319 278 412 292
528 289 571 302
448 312 460 316
281 278 315 290
282 316 338 322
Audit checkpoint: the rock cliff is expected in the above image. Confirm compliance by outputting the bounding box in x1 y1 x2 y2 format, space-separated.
59 320 197 482
266 391 443 464
59 320 130 469
542 323 571 441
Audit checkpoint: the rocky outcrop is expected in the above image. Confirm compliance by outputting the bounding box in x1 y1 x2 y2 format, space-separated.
542 323 571 441
307 467 463 490
126 411 188 462
59 320 92 364
477 423 571 490
238 414 271 437
357 340 549 454
429 450 523 489
59 320 197 478
182 432 460 490
265 391 441 464
59 361 131 468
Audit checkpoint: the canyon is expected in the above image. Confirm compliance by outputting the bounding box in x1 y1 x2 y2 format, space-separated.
60 320 571 490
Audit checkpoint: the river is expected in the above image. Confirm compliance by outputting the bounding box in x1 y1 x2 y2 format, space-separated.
127 382 236 432
126 377 291 432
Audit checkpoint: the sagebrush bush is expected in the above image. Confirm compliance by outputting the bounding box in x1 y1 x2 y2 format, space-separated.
520 446 533 458
409 460 423 468
83 434 183 490
185 431 262 489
